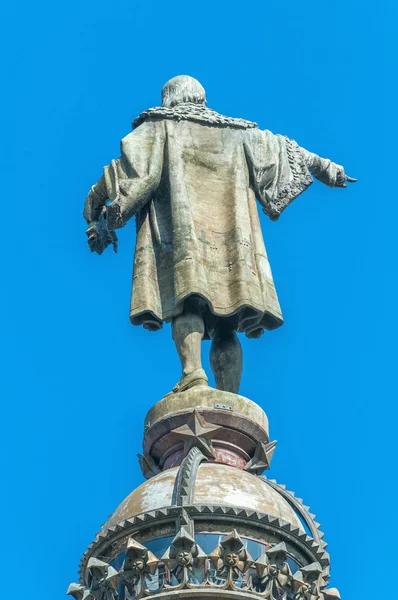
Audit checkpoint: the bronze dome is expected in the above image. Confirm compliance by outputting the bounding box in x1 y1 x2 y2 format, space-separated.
100 463 303 534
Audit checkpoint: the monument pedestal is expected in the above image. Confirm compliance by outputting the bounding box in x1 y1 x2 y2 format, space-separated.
75 386 332 600
143 387 270 471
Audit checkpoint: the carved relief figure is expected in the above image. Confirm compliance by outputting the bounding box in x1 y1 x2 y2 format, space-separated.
84 76 355 394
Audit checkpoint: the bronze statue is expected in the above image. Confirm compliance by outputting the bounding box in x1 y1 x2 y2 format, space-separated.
84 75 355 395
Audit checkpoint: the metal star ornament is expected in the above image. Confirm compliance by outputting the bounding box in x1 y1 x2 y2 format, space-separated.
244 440 277 474
171 409 222 458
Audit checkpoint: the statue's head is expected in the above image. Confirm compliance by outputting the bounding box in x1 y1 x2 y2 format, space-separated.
162 75 207 108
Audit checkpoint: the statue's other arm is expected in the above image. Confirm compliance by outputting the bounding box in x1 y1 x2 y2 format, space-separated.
83 175 118 255
84 176 108 226
83 122 164 254
299 148 356 188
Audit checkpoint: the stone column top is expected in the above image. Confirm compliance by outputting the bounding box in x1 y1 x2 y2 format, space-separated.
144 387 269 433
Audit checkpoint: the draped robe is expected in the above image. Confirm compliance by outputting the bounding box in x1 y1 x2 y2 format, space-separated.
85 108 338 338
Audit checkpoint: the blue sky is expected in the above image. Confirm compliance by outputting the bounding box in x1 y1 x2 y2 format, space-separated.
1 1 395 598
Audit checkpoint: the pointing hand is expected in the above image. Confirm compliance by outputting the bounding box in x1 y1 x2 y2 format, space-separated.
336 168 357 188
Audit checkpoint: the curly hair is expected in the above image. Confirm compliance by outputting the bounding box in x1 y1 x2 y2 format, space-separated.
161 75 207 108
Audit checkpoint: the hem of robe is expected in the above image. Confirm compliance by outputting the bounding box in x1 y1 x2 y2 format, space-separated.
130 289 284 339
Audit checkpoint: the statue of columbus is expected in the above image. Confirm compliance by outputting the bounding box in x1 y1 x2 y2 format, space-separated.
84 75 355 394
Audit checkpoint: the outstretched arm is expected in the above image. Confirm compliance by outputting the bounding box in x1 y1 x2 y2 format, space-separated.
83 175 118 255
300 148 356 188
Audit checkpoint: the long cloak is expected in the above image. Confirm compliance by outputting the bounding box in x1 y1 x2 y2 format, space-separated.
91 109 332 338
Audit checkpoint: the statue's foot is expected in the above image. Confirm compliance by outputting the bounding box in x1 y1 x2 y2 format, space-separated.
169 368 208 395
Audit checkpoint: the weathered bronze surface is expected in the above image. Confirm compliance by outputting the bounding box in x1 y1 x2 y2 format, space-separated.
99 463 303 531
71 529 337 600
143 389 270 472
145 388 268 432
70 75 349 600
171 409 222 458
83 75 355 394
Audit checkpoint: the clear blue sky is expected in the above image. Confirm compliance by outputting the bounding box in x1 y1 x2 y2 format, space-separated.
1 1 395 598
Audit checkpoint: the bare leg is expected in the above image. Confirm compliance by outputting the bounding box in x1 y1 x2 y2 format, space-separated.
171 309 207 392
210 322 242 394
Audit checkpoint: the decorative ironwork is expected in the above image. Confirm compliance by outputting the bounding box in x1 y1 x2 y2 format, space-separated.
70 533 333 600
170 409 222 458
208 529 254 589
175 447 207 508
259 478 330 586
79 504 330 582
291 562 323 600
245 441 278 474
69 558 119 600
162 526 207 588
122 536 160 598
252 542 291 598
67 583 91 600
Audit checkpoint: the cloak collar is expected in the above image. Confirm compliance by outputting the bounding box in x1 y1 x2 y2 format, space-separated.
132 103 258 130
